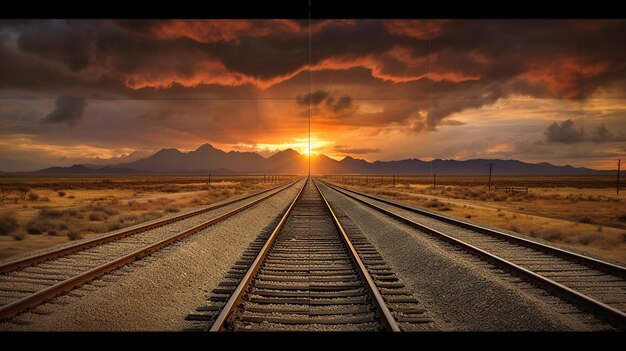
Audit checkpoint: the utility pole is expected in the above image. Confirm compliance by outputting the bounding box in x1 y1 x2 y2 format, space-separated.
433 172 436 190
208 173 211 188
393 174 396 187
618 159 621 195
488 164 494 192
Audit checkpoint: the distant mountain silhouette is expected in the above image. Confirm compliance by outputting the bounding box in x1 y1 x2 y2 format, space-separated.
33 143 611 175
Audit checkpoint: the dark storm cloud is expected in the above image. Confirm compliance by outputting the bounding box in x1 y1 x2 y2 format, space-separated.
296 90 358 116
41 95 86 127
326 95 354 113
1 19 625 131
544 119 626 144
296 90 330 106
545 119 582 144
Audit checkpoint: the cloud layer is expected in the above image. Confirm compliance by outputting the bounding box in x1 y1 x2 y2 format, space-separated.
0 19 624 171
41 95 86 127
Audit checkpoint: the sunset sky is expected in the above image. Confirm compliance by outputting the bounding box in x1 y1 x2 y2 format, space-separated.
0 19 624 171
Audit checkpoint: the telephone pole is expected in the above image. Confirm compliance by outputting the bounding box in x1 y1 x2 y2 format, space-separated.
617 159 621 195
488 163 494 192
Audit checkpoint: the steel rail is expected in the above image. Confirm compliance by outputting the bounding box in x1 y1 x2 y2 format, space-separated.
209 178 307 331
0 179 298 274
313 179 400 331
320 180 626 330
0 178 303 320
210 178 400 331
321 180 626 278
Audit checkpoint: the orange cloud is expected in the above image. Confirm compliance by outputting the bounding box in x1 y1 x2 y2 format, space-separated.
151 19 301 43
384 20 450 40
520 55 610 98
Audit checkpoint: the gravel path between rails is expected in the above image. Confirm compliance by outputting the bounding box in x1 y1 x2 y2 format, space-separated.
0 179 305 331
317 182 610 331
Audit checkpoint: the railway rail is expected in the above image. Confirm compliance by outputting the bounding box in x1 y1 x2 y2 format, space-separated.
199 178 434 331
0 178 303 320
319 180 626 330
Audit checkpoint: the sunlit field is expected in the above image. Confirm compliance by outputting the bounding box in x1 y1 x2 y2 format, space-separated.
321 174 626 264
0 174 295 259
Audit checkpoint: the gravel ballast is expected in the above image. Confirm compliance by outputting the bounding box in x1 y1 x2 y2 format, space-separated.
0 179 305 331
317 181 609 331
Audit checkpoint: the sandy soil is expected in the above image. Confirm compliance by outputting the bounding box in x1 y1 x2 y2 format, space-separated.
317 181 613 331
0 179 304 331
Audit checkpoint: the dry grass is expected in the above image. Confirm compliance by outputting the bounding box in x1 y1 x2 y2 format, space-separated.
325 175 626 264
0 213 18 236
27 191 39 201
0 174 295 259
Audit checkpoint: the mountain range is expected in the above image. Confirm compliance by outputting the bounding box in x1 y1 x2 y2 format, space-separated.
34 143 611 175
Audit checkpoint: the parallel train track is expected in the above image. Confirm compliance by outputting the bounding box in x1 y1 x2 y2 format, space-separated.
0 179 302 320
319 180 626 330
201 178 435 331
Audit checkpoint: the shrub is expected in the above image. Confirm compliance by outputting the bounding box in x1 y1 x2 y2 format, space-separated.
64 209 82 218
58 191 66 197
86 204 119 216
579 216 592 224
578 233 600 246
17 185 30 200
165 206 180 213
0 214 19 236
25 219 47 234
11 231 26 240
161 187 180 193
544 230 564 241
426 199 442 208
40 208 64 219
67 231 82 240
89 212 107 221
68 195 76 199
27 191 39 201
617 214 626 223
47 230 58 236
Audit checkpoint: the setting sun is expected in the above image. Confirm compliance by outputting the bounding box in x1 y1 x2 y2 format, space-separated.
255 138 330 157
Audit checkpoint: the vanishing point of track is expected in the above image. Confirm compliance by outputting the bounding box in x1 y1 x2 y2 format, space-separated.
0 179 301 320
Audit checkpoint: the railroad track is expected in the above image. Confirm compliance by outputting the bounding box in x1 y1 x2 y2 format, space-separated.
319 180 626 330
0 178 303 320
196 178 435 331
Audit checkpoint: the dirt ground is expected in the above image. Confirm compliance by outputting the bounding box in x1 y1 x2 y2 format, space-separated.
0 175 295 259
321 175 626 264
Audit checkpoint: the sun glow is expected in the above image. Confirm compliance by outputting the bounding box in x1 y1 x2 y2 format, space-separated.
254 138 330 156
